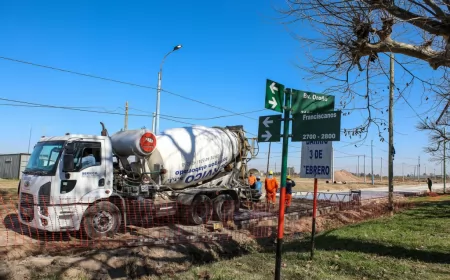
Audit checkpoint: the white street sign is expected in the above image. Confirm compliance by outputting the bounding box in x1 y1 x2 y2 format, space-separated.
300 141 333 179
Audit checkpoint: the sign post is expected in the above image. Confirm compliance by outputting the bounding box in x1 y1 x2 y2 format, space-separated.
258 82 341 278
311 177 318 259
275 88 290 280
300 141 334 260
291 91 339 261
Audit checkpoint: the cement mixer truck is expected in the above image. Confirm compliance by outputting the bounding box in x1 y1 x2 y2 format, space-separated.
17 123 261 239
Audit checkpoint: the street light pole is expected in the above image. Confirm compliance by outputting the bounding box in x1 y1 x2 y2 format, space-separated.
155 44 182 134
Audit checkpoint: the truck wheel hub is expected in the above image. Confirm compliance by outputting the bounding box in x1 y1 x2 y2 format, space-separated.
93 210 114 233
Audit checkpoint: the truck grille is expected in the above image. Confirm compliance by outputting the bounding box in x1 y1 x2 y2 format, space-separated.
20 192 34 222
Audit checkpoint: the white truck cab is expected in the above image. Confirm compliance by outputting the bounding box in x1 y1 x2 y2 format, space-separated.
18 134 117 235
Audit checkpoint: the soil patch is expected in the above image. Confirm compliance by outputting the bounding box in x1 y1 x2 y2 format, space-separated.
0 200 414 279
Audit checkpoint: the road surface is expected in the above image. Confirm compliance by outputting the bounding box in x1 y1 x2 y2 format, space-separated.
278 183 448 201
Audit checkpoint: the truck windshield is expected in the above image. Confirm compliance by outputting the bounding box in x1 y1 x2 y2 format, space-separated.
24 141 65 175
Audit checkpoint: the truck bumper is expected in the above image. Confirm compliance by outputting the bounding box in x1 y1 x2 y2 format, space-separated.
18 204 89 232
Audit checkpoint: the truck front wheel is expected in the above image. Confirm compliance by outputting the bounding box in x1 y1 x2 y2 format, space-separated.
82 201 122 239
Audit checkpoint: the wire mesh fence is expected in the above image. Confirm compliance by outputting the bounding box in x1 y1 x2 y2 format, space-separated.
0 192 415 255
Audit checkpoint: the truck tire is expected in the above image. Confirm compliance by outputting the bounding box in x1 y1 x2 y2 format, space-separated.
82 201 122 239
213 194 235 221
183 195 212 225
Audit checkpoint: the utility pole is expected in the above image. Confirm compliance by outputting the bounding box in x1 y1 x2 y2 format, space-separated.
357 155 360 177
402 163 404 182
332 147 335 183
124 101 129 131
27 126 32 154
371 140 374 185
418 156 420 182
155 45 183 134
435 103 449 190
266 143 271 176
152 112 156 133
388 52 395 214
381 157 383 182
364 154 366 183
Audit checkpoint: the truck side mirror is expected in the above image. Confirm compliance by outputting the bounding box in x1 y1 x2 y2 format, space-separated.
65 143 75 155
62 154 75 172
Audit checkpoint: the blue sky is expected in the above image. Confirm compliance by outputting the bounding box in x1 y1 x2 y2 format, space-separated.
0 0 443 176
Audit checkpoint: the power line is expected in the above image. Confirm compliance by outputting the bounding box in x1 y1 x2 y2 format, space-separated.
0 98 196 126
333 149 362 157
0 98 265 122
0 56 156 90
0 98 275 139
0 55 260 121
128 107 266 120
0 56 304 147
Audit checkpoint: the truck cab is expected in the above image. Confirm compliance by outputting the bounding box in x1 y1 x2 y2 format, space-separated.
18 134 115 233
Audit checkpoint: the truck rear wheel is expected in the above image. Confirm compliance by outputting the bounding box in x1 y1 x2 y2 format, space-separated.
82 201 121 239
213 194 235 221
183 195 212 225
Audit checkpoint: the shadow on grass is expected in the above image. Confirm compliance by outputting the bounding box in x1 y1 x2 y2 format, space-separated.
279 200 450 264
402 200 450 219
283 233 450 264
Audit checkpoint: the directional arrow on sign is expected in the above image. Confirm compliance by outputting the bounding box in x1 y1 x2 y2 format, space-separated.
258 114 282 143
262 131 272 141
270 82 278 94
268 97 278 109
263 117 273 128
265 79 284 113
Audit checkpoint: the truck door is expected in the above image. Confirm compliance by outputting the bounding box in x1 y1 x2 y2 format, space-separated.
58 140 107 203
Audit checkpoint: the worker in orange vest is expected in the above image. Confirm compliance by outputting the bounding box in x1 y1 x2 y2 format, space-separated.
265 170 279 208
285 175 296 211
248 172 256 189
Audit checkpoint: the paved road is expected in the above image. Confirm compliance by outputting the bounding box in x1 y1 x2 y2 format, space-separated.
278 183 448 201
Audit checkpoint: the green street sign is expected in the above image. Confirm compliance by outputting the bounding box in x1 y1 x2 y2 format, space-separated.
291 111 341 142
258 114 282 142
291 90 335 115
265 79 284 113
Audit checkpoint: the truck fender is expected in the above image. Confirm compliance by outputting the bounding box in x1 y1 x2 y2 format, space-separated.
176 192 197 206
79 189 113 204
108 193 127 228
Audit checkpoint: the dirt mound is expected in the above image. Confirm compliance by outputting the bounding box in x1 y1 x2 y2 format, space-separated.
334 169 361 182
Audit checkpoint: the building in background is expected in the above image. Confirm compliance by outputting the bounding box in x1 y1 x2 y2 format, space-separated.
287 167 295 176
0 153 30 179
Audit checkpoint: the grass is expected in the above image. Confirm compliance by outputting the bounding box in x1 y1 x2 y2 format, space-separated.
162 196 450 280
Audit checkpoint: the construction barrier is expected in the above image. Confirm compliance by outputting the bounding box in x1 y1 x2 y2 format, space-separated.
0 192 414 255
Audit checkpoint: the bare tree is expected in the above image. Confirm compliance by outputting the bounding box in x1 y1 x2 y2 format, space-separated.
417 99 450 153
277 0 450 144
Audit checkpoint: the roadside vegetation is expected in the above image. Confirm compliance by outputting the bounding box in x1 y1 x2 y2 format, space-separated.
166 195 450 280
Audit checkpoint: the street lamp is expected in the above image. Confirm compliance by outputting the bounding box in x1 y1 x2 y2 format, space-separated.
154 44 183 134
